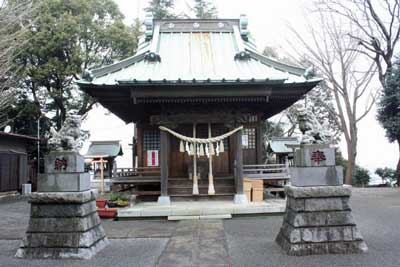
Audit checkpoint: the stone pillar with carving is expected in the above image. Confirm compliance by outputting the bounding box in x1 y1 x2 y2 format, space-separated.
16 151 108 259
275 144 368 256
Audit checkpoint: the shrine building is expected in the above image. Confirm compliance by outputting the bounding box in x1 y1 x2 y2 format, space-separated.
77 15 321 204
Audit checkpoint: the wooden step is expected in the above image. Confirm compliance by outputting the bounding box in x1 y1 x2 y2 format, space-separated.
169 185 234 195
168 177 234 186
170 193 234 201
133 191 161 196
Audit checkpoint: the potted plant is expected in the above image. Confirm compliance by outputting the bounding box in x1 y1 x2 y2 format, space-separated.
108 192 130 207
97 207 117 219
96 199 107 208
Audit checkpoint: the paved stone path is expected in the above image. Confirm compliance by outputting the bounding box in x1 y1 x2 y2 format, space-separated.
0 188 400 267
156 220 230 267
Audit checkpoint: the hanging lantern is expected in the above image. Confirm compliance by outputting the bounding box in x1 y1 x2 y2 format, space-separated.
219 140 224 153
179 140 185 152
199 143 205 156
209 142 215 155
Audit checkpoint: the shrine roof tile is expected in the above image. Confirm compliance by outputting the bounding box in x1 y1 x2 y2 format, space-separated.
85 141 123 158
269 137 300 154
77 18 322 87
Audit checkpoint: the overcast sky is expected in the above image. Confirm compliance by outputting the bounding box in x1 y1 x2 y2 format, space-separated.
81 0 398 182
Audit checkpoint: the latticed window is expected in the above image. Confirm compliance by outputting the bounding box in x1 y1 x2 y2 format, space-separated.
242 128 256 149
143 130 160 150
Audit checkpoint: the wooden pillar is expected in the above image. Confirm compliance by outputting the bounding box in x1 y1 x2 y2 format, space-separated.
160 130 168 196
235 129 244 194
208 123 215 195
192 123 199 195
234 128 247 204
256 120 264 164
158 130 170 205
100 158 104 194
108 158 113 178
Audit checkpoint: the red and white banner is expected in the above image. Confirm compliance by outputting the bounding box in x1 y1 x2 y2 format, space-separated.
147 150 159 167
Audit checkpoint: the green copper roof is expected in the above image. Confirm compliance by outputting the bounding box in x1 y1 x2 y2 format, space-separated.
269 137 300 154
78 18 321 86
85 141 123 158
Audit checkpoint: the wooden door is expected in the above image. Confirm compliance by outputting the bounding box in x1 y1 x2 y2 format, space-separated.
141 129 161 171
0 153 19 192
169 126 191 177
212 126 230 175
242 127 257 165
168 124 231 177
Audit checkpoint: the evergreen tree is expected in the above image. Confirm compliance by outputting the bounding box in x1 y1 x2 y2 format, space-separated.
16 0 140 130
192 0 217 19
144 0 176 19
377 62 400 186
352 166 371 187
375 167 397 185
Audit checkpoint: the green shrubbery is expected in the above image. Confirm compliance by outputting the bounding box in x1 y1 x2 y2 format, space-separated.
109 192 129 201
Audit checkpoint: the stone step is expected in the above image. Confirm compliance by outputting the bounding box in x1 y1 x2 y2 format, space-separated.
170 193 235 202
168 177 234 186
117 201 285 219
168 214 232 220
169 185 235 195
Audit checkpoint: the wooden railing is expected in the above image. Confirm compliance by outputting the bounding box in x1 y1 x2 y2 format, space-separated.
243 162 290 180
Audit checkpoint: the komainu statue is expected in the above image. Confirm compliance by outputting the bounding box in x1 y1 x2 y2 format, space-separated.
48 115 83 152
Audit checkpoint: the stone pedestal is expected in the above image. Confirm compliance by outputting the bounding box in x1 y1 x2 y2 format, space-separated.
16 152 108 259
291 144 343 187
275 185 368 256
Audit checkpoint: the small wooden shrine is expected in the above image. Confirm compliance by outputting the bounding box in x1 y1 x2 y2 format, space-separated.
78 15 321 204
85 140 123 178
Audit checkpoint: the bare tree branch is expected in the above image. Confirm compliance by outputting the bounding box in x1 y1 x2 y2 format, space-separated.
289 8 377 184
0 0 35 128
317 0 400 86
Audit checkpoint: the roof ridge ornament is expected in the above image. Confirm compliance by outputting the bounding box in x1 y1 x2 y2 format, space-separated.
234 51 250 61
145 13 154 41
233 24 250 61
303 67 315 79
239 14 249 41
145 22 161 62
82 69 93 82
145 52 161 62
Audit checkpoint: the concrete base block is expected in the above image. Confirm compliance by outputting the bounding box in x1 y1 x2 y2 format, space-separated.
16 237 109 260
16 191 108 259
157 196 171 205
276 185 367 256
233 194 248 204
168 215 200 220
30 201 96 218
29 190 96 204
199 214 232 220
45 151 85 174
22 184 32 194
276 231 368 256
38 172 90 192
290 166 343 186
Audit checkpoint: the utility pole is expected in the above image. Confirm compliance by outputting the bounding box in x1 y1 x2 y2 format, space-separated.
37 116 41 174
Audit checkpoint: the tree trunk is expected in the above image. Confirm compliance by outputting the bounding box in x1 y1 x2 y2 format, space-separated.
345 142 356 185
345 152 354 185
397 140 400 187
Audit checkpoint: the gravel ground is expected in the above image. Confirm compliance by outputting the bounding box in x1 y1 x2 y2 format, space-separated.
0 187 399 267
224 188 400 267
